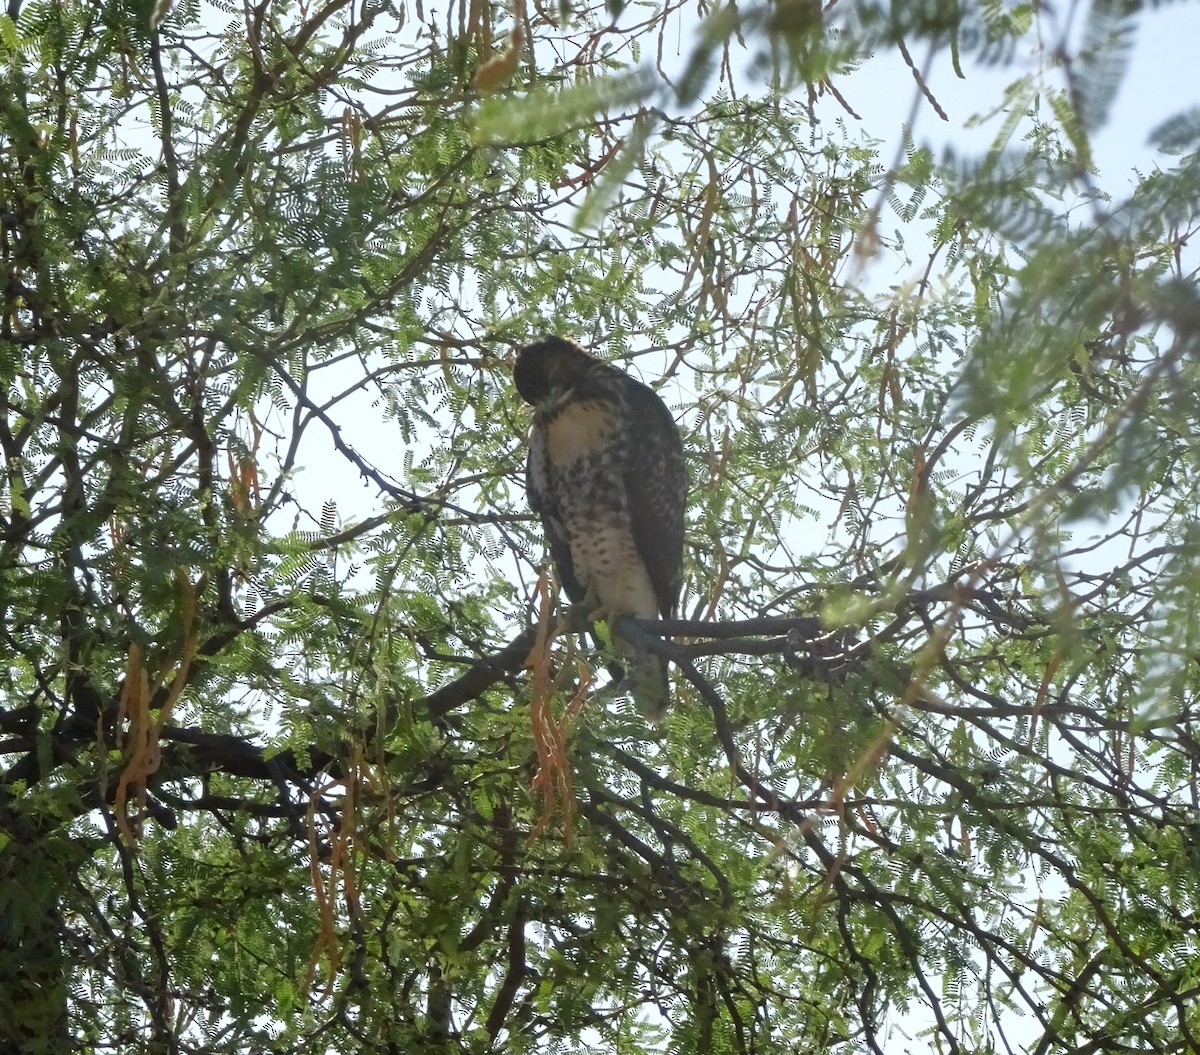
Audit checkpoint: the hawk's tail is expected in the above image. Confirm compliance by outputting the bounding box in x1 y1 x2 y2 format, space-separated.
623 648 670 723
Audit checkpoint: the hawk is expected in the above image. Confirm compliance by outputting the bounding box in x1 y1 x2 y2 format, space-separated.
513 336 687 720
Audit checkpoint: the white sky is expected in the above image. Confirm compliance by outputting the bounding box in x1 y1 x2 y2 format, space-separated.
839 4 1197 194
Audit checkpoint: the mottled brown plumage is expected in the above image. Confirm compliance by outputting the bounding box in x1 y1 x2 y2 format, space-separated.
514 336 686 719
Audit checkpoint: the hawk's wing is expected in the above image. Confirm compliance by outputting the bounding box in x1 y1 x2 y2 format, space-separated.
525 426 586 604
623 379 687 620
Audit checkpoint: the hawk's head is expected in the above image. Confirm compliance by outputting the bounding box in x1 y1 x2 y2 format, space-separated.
513 336 599 408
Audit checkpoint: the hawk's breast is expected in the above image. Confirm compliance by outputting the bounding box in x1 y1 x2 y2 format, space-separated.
541 398 658 620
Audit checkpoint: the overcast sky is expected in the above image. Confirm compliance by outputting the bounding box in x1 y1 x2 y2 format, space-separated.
840 4 1198 193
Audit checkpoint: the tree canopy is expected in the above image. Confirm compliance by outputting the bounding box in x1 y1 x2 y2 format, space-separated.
2 0 1200 1052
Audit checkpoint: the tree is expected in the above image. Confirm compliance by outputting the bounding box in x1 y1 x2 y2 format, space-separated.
2 0 1199 1051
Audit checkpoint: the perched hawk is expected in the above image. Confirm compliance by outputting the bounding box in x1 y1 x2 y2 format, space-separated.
514 336 687 720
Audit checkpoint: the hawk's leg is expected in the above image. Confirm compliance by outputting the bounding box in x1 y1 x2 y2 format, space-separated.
554 584 606 637
578 581 611 626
